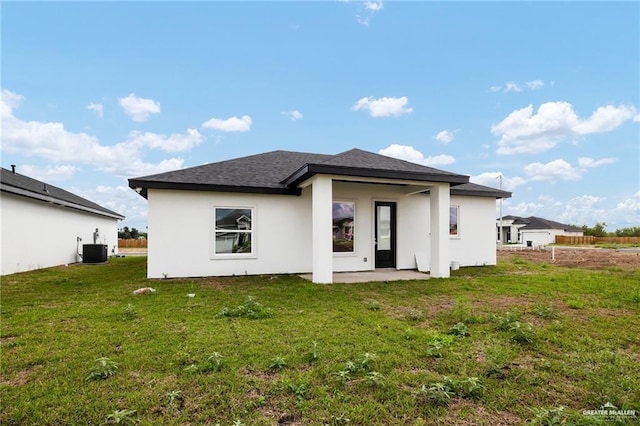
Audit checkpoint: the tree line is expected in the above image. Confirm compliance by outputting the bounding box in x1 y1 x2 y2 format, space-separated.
576 222 640 237
118 227 147 240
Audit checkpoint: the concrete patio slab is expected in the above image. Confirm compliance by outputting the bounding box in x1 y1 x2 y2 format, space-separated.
299 269 429 283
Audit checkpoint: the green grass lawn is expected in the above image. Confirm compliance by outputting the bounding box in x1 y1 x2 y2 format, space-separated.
1 257 639 425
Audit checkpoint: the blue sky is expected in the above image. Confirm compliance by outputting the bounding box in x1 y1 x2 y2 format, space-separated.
2 1 639 231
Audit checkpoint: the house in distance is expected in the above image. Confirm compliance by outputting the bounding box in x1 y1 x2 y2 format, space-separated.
1 166 124 275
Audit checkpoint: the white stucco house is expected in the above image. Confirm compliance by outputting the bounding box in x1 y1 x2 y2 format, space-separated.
1 166 125 275
498 215 583 246
129 148 511 283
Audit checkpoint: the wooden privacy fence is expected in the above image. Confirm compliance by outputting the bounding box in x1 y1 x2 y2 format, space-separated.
118 239 148 248
555 236 640 245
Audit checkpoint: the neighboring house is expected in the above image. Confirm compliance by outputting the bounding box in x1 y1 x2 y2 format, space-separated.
1 166 125 275
497 215 583 246
129 148 511 283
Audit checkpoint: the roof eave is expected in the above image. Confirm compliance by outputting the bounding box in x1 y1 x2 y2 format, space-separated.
1 184 125 220
451 188 513 198
128 179 302 198
282 163 469 187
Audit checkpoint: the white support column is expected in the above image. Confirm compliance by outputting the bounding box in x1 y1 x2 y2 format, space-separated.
311 175 333 283
429 183 450 278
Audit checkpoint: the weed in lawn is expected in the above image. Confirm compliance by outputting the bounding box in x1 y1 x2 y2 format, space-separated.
532 305 559 319
492 310 522 331
105 409 136 425
183 364 199 374
529 405 568 425
202 352 224 372
86 356 118 381
403 327 416 340
456 376 485 399
334 369 352 383
216 296 273 319
448 322 470 337
419 382 454 406
268 355 287 370
121 303 137 321
284 379 308 401
509 321 535 344
426 341 444 358
365 371 385 387
308 340 320 362
328 413 352 425
358 352 378 370
345 360 359 373
165 390 184 409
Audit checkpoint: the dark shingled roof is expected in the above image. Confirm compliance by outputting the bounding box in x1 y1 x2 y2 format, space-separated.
1 168 125 219
451 182 511 199
504 215 581 232
129 148 479 198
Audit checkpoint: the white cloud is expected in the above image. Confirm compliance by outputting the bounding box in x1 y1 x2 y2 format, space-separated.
433 129 459 144
282 110 303 120
490 79 545 93
573 105 638 134
87 102 104 118
118 93 161 122
492 101 638 155
524 159 582 182
365 1 383 11
518 156 617 184
353 96 413 117
525 79 544 90
577 157 617 168
202 115 252 132
504 81 522 92
1 89 188 177
72 184 149 229
19 164 80 182
124 128 203 153
356 1 383 25
1 89 24 117
378 144 455 167
471 172 526 191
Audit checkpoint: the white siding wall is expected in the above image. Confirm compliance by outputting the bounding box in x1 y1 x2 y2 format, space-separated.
1 193 119 275
521 230 552 246
146 183 498 279
449 195 497 266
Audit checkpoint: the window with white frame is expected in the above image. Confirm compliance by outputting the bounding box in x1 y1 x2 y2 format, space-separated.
332 201 355 252
213 207 253 255
449 205 459 237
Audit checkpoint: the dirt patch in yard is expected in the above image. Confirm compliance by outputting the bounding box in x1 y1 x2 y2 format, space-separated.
498 247 640 270
440 399 523 425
